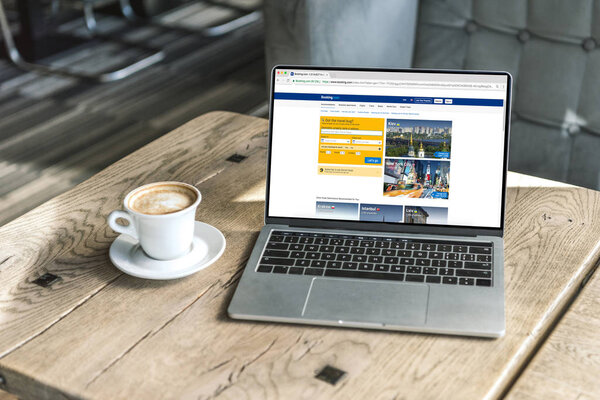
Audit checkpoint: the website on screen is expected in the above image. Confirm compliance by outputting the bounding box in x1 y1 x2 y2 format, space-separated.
268 69 508 228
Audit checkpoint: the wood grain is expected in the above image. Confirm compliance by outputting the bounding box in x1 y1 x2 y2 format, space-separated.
506 264 600 400
0 112 600 400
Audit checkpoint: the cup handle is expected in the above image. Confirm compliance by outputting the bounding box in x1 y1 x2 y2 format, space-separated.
107 210 138 240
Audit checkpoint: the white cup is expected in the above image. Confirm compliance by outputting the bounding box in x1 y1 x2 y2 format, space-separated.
107 182 201 260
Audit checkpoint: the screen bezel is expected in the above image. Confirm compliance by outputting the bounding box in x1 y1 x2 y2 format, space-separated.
264 65 512 237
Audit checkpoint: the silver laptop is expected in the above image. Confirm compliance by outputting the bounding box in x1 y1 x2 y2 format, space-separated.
228 66 511 338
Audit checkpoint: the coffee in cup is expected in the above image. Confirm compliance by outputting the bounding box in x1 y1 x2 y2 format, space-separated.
108 182 201 260
128 183 197 215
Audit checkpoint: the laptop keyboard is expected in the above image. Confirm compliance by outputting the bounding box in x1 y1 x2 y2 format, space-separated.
256 230 493 287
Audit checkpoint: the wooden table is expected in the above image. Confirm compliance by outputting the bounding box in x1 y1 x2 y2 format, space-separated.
1 111 599 400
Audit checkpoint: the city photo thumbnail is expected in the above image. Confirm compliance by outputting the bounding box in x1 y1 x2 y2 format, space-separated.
385 119 452 159
404 206 448 225
383 158 450 199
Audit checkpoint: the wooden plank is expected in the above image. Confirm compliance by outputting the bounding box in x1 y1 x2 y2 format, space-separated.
506 266 600 400
0 112 600 399
0 111 266 356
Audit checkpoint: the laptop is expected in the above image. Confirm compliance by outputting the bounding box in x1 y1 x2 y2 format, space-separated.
228 66 511 338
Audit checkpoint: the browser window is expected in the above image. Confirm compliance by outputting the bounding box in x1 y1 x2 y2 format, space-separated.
268 68 509 228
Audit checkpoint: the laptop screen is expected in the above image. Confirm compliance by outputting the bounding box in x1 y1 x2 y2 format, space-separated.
267 67 510 229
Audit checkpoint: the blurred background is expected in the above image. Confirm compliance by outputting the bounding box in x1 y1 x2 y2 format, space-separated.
0 0 599 228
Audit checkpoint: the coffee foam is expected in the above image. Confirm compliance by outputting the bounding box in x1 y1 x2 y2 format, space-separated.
129 183 196 215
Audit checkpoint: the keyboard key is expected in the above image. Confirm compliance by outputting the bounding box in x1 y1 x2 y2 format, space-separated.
445 253 459 260
352 255 367 262
288 267 304 274
360 241 375 248
426 276 441 284
290 244 304 251
382 249 396 256
422 244 436 251
423 267 438 275
429 252 443 259
345 239 359 246
465 262 491 270
358 263 374 271
366 248 381 255
459 278 475 286
400 258 415 265
477 255 492 262
335 246 349 254
311 260 326 268
470 246 492 254
391 242 405 249
331 239 344 246
384 256 399 264
321 253 335 260
456 269 491 278
375 241 390 248
448 261 463 268
261 257 294 266
453 245 468 253
266 243 288 250
439 268 454 276
337 254 352 261
390 265 405 273
299 237 314 244
264 250 290 257
325 269 404 281
460 254 475 261
432 260 447 267
269 235 284 242
350 247 365 254
257 265 272 273
320 245 334 252
327 261 342 269
314 238 329 245
374 264 389 272
407 266 422 274
438 244 452 252
406 274 425 282
414 251 427 258
476 279 492 287
416 259 431 266
442 277 458 285
407 243 420 250
368 256 383 263
398 250 412 257
273 266 288 274
295 259 310 267
305 245 319 251
284 236 299 243
306 252 320 259
342 262 358 270
305 268 324 276
290 251 305 258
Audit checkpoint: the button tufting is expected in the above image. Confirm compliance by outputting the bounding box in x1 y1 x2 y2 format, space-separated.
518 30 530 43
583 38 596 51
567 124 580 136
465 20 477 34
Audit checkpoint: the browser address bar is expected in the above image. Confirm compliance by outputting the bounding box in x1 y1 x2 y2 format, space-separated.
291 78 501 90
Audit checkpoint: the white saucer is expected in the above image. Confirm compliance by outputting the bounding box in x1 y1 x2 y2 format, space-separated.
109 221 226 280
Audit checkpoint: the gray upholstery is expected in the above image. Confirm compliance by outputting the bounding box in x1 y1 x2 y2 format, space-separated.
264 0 418 70
414 0 600 189
263 0 600 189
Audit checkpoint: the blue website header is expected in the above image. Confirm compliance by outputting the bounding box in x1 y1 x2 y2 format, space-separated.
274 92 504 107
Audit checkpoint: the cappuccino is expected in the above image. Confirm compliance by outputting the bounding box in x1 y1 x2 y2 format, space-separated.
128 183 197 215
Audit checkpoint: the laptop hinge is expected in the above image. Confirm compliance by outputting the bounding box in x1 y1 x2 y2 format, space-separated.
285 221 493 237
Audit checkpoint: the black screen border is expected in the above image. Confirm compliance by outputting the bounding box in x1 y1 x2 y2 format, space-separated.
264 65 512 237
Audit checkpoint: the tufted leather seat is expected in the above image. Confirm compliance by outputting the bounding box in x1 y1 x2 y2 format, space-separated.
414 0 600 189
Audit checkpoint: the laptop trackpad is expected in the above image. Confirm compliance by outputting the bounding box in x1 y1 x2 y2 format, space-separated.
303 278 428 326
